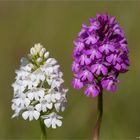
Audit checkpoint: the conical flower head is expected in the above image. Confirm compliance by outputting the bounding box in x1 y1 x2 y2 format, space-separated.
72 13 129 97
12 43 68 129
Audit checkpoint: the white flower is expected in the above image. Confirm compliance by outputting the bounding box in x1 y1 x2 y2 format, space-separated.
12 43 68 128
54 89 68 112
12 93 30 109
12 82 25 94
11 103 22 118
45 89 61 103
50 78 64 89
22 106 40 121
21 63 34 72
27 88 45 101
43 112 62 129
54 98 67 112
32 69 46 82
35 98 53 112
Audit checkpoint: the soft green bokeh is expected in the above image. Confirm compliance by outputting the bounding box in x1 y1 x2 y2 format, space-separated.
0 1 140 140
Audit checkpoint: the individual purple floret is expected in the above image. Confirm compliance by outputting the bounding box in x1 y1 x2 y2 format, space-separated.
101 76 119 92
72 78 83 90
71 13 129 97
84 83 100 97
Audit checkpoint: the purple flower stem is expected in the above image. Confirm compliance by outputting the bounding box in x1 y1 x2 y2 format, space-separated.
93 89 103 140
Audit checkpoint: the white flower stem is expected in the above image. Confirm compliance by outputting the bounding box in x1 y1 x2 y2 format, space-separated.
39 118 47 140
93 90 103 140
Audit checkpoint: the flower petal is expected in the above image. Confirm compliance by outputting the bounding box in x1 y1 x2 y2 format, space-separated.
22 111 29 120
33 111 40 120
35 104 42 112
44 118 52 128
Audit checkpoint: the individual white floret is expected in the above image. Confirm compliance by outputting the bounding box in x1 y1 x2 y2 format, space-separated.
45 89 61 103
21 63 34 72
35 98 53 112
27 71 45 89
43 112 62 129
12 81 25 94
22 106 40 121
27 88 45 101
54 89 68 112
11 103 23 118
50 78 64 89
12 93 30 109
31 69 46 82
15 63 33 81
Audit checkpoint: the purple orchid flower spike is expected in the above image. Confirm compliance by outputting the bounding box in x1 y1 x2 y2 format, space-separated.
72 12 129 96
71 13 129 140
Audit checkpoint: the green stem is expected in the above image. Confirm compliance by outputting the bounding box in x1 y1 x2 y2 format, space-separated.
39 118 47 140
93 90 103 140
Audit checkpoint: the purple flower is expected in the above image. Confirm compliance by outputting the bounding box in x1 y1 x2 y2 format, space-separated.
85 34 99 45
86 48 102 60
79 70 93 82
106 54 121 65
99 44 115 54
89 18 100 31
78 24 88 37
72 78 83 90
72 61 80 73
72 13 129 97
91 63 108 75
79 54 91 65
73 41 84 51
101 76 119 92
84 83 100 97
113 24 124 37
114 62 128 72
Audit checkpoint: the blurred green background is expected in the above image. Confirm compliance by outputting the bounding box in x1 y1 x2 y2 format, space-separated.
0 1 140 140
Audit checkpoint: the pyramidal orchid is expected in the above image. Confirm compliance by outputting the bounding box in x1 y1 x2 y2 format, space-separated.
72 13 129 140
12 43 68 140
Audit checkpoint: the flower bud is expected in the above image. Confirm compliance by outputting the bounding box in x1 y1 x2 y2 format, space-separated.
37 58 42 63
44 52 49 59
34 43 43 53
30 47 37 56
39 48 46 57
